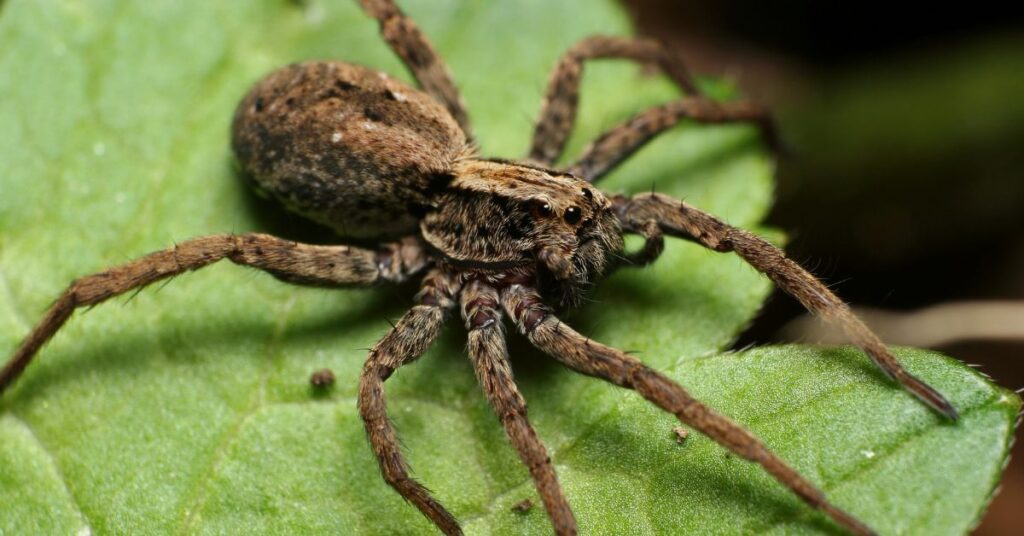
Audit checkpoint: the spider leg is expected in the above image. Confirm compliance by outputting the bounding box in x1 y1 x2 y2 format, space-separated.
613 192 958 420
569 98 778 182
529 36 700 166
501 284 878 536
618 218 665 268
358 0 473 139
358 269 462 535
460 280 576 535
0 234 427 395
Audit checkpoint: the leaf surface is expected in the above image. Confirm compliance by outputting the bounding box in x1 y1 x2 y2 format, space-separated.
0 1 1017 535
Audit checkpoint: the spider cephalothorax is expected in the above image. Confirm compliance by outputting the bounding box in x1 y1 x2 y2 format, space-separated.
1 1 957 535
419 160 624 308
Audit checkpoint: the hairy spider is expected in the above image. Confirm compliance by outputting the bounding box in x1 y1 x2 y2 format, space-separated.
0 1 958 535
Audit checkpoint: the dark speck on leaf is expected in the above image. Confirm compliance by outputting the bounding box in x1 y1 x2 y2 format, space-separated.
511 498 534 514
310 368 336 389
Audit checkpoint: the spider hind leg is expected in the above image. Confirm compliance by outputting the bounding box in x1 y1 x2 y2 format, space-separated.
358 0 473 139
569 98 778 182
529 35 701 166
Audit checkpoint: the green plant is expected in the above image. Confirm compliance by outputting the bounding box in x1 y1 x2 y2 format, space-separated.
0 1 1017 534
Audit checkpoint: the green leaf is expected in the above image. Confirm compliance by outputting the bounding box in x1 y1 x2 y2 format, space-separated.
0 1 1016 535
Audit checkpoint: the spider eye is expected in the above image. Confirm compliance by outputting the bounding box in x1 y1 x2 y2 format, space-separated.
563 206 582 225
531 200 554 219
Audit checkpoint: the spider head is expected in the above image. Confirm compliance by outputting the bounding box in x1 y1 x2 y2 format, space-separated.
525 175 624 308
422 159 624 308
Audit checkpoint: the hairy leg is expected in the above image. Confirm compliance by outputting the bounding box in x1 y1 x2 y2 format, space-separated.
460 280 576 535
0 234 426 395
569 98 776 182
501 284 877 536
619 218 665 268
358 0 472 139
358 269 462 534
614 192 957 420
529 36 699 166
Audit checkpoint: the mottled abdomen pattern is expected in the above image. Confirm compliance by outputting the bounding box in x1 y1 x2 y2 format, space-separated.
231 61 467 239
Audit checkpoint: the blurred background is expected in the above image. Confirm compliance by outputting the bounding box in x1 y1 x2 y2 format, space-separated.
622 0 1024 533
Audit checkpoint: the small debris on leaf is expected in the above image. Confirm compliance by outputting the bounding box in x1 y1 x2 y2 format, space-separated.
511 498 534 514
310 368 336 389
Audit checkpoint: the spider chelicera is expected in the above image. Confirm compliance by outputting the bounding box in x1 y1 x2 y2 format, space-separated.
0 1 957 534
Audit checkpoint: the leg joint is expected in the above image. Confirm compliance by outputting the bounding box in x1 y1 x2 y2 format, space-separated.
515 301 548 334
463 293 501 331
460 278 502 326
363 360 395 382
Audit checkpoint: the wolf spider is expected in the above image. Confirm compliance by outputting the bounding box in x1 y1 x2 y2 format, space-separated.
0 1 957 534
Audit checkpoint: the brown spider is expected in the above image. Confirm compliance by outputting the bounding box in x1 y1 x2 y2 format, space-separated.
0 1 957 535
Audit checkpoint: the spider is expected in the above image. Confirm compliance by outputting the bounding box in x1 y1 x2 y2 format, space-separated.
0 1 958 534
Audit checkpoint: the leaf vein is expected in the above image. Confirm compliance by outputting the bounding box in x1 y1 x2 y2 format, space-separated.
751 402 991 534
175 294 299 534
6 411 92 533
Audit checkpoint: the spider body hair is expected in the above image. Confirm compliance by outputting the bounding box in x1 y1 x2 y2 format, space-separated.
233 61 624 308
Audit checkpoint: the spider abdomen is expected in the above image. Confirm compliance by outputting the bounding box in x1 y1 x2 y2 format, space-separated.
231 61 466 239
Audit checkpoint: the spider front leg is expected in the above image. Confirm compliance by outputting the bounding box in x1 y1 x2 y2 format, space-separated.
529 36 700 165
0 234 427 395
501 285 877 536
358 0 473 139
614 192 958 420
359 269 462 535
460 280 576 535
569 98 777 182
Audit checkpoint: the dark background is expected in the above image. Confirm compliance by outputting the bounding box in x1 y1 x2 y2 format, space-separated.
623 1 1024 533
